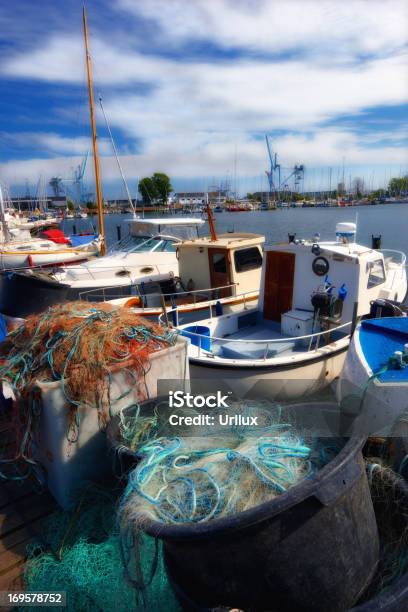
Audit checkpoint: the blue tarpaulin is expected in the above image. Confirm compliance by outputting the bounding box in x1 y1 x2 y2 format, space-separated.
69 234 98 247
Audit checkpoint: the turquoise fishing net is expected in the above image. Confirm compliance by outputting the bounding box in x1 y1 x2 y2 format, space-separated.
117 401 341 525
22 487 180 612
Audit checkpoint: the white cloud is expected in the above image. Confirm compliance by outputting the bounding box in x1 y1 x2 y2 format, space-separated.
0 0 407 189
1 132 111 156
118 0 408 58
0 129 406 189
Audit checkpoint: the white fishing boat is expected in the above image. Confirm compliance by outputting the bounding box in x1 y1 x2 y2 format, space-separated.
337 313 408 440
168 223 407 399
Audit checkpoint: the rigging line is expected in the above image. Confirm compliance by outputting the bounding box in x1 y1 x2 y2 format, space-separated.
98 94 137 217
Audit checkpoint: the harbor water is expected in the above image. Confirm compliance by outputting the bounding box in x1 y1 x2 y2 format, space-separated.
63 203 408 252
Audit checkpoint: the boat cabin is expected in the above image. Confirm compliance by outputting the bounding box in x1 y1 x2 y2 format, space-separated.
176 232 265 298
122 217 205 252
259 234 406 328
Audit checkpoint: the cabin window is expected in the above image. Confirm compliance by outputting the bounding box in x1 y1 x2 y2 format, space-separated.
234 247 262 273
212 253 227 273
367 259 385 288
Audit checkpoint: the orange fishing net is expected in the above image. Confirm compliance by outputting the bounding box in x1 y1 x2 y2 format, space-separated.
0 301 177 479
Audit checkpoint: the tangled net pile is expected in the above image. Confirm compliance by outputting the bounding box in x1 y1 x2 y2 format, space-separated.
22 487 179 612
118 402 327 525
0 301 177 481
362 461 408 598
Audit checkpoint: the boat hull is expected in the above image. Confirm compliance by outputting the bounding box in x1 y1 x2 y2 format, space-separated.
189 345 348 400
337 319 408 438
0 243 100 270
0 271 69 317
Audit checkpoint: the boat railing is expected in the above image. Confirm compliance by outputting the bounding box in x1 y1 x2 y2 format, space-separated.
159 309 353 359
79 282 240 305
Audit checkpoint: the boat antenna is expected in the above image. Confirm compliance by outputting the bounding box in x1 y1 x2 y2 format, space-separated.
98 94 137 218
206 204 217 241
83 5 106 256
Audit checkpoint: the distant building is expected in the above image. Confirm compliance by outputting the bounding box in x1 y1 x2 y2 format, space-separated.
173 191 228 206
10 196 67 211
173 192 206 205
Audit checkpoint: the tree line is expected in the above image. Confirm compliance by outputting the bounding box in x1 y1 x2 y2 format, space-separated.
138 173 173 205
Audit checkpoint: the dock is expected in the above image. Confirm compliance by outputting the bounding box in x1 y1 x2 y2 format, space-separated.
0 410 57 600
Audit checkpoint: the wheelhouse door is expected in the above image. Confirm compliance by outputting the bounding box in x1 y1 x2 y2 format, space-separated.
208 248 232 298
263 251 295 321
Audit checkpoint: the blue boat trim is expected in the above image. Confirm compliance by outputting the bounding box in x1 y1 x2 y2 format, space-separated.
359 318 408 382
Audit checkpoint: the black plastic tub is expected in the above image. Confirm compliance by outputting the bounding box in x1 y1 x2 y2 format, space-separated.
350 473 408 611
123 403 379 612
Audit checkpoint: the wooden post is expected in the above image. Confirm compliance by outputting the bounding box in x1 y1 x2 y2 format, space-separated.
83 6 106 256
206 204 217 241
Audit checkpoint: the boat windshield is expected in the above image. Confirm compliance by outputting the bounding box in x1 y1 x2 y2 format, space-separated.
129 220 202 241
109 234 177 254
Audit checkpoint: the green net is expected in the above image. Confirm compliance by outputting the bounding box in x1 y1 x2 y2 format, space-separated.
21 487 180 612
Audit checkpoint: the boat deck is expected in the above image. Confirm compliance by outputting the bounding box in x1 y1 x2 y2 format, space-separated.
215 320 347 360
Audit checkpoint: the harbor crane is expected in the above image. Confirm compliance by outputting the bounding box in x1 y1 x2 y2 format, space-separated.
265 134 305 199
70 151 89 204
49 152 89 204
265 135 280 199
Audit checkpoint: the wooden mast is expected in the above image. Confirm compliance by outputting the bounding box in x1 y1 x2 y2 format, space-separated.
83 6 106 256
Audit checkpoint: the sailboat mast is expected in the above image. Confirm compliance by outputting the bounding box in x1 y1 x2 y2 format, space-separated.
83 6 106 256
0 185 11 244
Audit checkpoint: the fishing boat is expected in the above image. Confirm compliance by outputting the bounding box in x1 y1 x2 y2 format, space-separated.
166 222 407 399
337 312 408 440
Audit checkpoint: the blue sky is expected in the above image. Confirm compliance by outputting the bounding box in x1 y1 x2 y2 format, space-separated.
0 0 407 199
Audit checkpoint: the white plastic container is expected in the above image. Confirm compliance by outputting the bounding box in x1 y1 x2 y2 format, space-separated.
336 222 356 244
281 309 316 346
32 337 189 508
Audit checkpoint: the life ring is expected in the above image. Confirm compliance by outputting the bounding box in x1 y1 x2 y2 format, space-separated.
27 254 34 267
123 296 142 308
